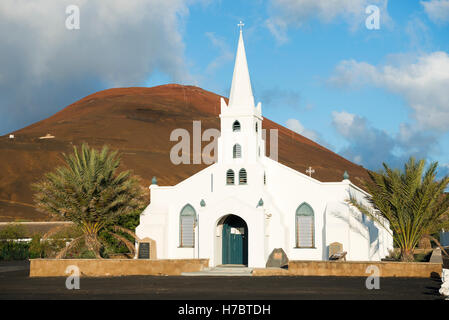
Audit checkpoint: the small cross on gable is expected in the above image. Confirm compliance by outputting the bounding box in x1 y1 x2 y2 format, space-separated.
306 166 315 177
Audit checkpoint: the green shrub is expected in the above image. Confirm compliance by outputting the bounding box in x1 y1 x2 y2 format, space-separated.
0 241 30 260
414 251 433 262
0 232 72 260
28 234 46 258
0 224 26 240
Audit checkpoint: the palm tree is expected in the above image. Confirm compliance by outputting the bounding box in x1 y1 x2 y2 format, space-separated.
33 143 146 258
349 157 449 261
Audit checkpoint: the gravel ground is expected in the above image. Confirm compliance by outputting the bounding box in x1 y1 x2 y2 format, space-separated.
0 261 444 300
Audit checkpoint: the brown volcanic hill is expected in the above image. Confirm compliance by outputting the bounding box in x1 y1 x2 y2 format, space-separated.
0 84 370 221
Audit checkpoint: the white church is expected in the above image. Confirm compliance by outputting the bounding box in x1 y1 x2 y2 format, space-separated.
136 27 393 268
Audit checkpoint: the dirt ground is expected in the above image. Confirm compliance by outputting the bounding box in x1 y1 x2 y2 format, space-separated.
0 261 444 300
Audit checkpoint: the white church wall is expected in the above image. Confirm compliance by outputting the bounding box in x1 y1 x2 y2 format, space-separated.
348 207 370 261
262 157 392 262
346 184 393 260
324 202 351 259
262 195 290 261
325 202 385 261
136 204 169 260
263 158 330 260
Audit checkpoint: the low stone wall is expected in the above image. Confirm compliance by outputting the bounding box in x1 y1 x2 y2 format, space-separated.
253 261 442 278
29 259 209 277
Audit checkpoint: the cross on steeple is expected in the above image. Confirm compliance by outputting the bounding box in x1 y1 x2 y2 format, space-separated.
306 166 315 177
238 21 244 32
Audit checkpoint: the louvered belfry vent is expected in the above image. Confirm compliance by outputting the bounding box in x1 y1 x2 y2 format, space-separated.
239 168 247 185
233 144 242 158
226 169 235 185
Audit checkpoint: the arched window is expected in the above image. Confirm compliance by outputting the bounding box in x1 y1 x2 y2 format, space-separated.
233 144 242 158
226 169 235 185
180 204 196 248
255 122 258 133
232 121 241 132
264 172 266 185
239 168 247 185
295 203 314 248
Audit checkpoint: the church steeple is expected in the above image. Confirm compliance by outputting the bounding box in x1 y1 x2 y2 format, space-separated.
228 23 255 110
217 22 264 165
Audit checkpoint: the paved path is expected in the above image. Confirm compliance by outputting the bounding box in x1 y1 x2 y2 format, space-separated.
0 261 444 300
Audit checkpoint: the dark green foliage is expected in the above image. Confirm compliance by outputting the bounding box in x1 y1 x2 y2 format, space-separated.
349 157 449 261
0 224 26 240
28 234 45 258
32 143 146 258
100 208 142 256
32 143 145 227
413 251 433 262
0 241 29 260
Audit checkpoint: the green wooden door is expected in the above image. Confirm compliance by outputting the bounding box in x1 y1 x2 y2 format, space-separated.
222 215 248 265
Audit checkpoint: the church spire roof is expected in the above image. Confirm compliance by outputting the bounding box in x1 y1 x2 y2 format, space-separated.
228 24 255 109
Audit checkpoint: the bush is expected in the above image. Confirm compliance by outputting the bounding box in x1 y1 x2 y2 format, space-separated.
0 241 29 260
0 228 74 260
0 224 26 240
414 251 433 262
0 224 28 260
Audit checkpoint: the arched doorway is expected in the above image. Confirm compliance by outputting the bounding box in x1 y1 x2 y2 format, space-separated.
220 215 248 266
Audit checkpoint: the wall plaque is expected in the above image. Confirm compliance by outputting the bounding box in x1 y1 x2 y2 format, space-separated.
138 242 150 259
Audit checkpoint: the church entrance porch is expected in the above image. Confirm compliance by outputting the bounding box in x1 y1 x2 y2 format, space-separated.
217 215 248 266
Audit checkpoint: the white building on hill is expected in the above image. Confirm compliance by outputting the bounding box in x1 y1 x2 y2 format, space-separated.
136 27 393 267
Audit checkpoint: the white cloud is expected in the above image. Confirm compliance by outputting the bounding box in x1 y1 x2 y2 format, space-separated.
331 111 356 137
331 111 439 169
0 0 192 133
421 0 449 24
286 118 319 142
329 52 449 131
266 0 390 43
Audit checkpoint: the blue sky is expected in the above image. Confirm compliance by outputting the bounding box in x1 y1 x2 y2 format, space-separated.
1 0 449 174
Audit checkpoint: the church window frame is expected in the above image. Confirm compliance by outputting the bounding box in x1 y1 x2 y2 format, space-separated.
179 204 196 248
295 202 315 248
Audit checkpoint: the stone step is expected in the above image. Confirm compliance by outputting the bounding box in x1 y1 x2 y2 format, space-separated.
182 266 253 277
